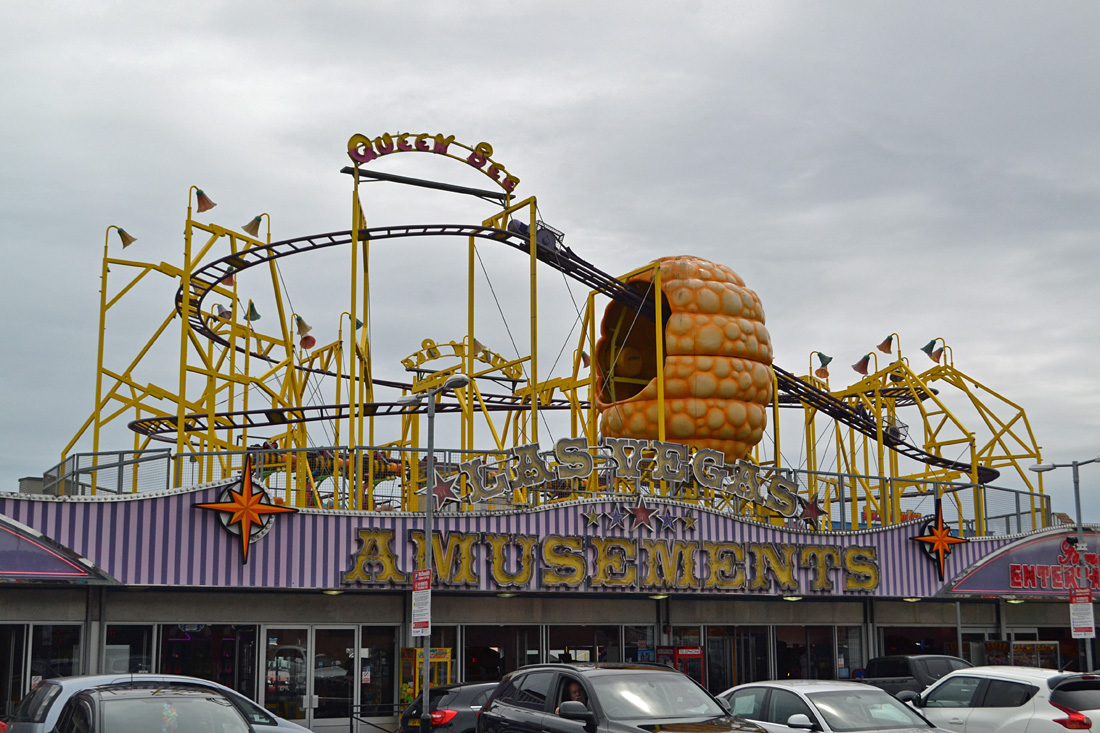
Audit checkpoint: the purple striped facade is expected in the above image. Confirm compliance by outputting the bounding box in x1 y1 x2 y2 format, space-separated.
0 484 1028 597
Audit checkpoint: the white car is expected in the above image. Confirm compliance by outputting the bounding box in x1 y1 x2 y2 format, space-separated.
6 673 309 733
902 666 1100 733
719 679 947 733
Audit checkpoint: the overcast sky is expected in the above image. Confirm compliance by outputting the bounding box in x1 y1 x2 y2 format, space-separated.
1 2 1097 521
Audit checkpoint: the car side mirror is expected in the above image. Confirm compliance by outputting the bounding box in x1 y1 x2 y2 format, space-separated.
786 713 816 730
718 697 732 714
896 690 922 707
559 701 596 730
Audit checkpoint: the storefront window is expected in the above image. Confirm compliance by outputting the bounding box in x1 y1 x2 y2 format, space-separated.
548 626 620 663
775 626 833 679
836 626 863 680
704 626 770 691
624 625 654 664
880 625 957 656
105 625 153 673
464 625 539 682
31 624 82 681
672 626 702 646
430 626 458 684
264 628 307 722
160 624 257 698
1 624 26 717
359 626 396 716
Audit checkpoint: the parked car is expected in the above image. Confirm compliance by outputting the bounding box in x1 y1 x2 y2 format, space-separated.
477 662 764 733
50 684 254 733
398 682 498 733
900 666 1100 733
719 679 948 733
859 655 973 695
7 673 308 733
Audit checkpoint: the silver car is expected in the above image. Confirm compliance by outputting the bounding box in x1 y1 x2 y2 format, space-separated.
6 673 309 733
719 679 948 733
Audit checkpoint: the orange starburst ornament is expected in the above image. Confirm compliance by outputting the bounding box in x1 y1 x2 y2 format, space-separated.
911 499 969 581
195 457 297 563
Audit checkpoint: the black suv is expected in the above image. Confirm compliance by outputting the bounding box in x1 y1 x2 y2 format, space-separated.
477 663 764 733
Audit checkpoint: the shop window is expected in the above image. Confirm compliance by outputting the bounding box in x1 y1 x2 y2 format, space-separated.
160 624 257 699
104 625 152 673
430 626 458 684
31 624 82 681
464 625 539 682
624 625 654 664
264 628 308 722
548 626 620 664
671 626 701 646
836 626 862 680
359 626 396 716
880 625 957 656
775 626 833 680
1 624 26 716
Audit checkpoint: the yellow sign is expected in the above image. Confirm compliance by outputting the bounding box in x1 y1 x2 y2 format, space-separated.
347 132 520 193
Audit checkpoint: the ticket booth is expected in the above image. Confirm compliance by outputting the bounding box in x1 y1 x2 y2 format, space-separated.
657 646 705 685
399 648 453 704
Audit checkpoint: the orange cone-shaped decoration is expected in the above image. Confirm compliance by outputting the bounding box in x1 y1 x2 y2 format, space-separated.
117 229 137 248
594 256 773 462
242 216 262 237
852 355 871 376
876 335 894 354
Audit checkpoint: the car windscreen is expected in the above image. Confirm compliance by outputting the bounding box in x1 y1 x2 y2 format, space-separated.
589 672 726 720
11 681 61 723
1051 681 1100 712
103 694 251 732
807 689 932 731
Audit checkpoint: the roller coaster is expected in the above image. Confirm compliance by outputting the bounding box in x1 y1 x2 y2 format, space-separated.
55 131 1049 535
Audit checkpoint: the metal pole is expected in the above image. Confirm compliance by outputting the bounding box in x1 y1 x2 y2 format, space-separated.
420 388 437 732
1073 461 1093 671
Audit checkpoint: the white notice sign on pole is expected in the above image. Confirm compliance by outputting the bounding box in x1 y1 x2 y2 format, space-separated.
1070 587 1095 639
412 568 432 637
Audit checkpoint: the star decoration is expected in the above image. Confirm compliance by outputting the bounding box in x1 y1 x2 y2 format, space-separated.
606 505 630 530
655 512 679 533
911 499 969 581
798 494 827 528
630 495 657 531
195 457 297 564
418 470 462 511
680 514 697 532
582 510 604 528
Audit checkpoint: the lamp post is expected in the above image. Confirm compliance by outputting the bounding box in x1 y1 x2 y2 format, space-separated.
398 373 470 731
1030 455 1100 671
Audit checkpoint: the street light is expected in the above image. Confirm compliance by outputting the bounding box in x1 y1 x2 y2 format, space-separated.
1030 454 1100 670
398 373 470 731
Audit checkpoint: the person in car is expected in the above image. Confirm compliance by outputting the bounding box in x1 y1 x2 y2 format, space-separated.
556 681 587 715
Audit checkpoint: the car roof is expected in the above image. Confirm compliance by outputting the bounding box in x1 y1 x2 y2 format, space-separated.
515 662 678 677
80 685 236 700
36 674 238 693
725 680 880 694
948 666 1062 682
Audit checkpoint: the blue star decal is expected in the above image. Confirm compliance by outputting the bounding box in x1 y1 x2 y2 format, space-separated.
655 512 679 533
606 505 630 530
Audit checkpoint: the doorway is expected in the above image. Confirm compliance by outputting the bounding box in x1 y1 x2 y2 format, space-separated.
264 626 356 732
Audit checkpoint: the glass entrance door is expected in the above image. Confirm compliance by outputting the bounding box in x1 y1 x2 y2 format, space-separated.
263 626 357 731
312 627 355 732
